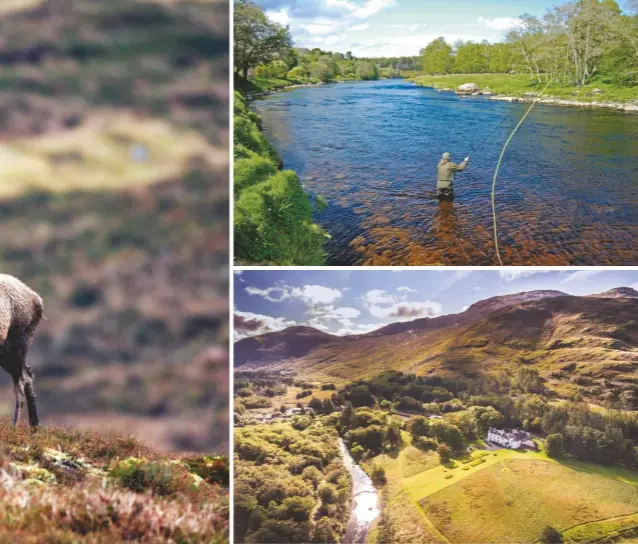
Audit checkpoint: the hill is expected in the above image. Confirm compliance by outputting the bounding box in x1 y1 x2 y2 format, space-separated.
0 422 228 542
0 0 229 452
234 288 638 403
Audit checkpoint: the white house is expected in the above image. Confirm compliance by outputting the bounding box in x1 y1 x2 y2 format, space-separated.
487 427 537 450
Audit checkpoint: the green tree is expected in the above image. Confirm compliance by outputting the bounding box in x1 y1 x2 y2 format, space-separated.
234 0 292 79
437 443 452 463
421 37 454 74
410 416 430 437
540 526 563 543
546 433 564 458
371 464 387 486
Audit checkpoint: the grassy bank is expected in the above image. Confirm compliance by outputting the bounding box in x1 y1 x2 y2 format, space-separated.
412 73 638 103
234 91 327 265
0 423 229 542
235 73 402 96
235 73 322 94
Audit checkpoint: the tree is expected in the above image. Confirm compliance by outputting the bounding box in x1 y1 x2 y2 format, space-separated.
540 526 563 543
387 424 403 449
318 482 337 504
421 37 454 74
437 443 452 463
234 0 292 79
371 464 387 486
410 416 430 437
546 433 564 458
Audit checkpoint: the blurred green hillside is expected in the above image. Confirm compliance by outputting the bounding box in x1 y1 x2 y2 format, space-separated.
0 0 229 453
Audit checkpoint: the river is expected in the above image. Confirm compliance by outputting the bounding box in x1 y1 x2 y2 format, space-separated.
339 439 380 544
253 79 638 266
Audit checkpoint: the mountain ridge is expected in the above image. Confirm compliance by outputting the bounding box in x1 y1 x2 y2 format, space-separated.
234 288 638 403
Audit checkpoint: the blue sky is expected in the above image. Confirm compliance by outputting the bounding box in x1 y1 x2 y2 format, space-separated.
234 270 638 340
257 0 558 57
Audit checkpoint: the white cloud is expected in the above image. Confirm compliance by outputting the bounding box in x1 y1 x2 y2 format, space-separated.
266 7 290 26
630 283 638 292
348 23 370 31
461 305 469 312
245 286 290 302
560 271 603 284
365 289 396 305
499 270 553 282
330 307 362 319
291 285 343 308
300 22 341 35
397 286 417 293
478 16 522 31
234 311 296 341
325 0 395 19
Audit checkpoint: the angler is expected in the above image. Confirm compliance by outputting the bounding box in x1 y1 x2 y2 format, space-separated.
437 152 470 200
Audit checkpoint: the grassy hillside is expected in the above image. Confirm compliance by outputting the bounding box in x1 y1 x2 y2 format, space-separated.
0 0 229 452
236 293 638 408
422 459 638 544
234 91 327 265
0 422 229 542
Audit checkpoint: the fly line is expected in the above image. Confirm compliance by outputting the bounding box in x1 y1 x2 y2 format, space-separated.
492 78 554 266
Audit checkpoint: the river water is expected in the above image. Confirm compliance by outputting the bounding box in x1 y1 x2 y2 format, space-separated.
339 440 380 544
253 79 638 266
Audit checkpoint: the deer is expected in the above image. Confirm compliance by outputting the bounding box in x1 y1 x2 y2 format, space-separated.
0 274 43 428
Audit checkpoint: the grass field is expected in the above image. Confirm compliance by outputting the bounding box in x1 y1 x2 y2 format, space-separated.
421 459 638 544
368 447 448 544
412 73 638 103
369 433 638 544
563 512 638 543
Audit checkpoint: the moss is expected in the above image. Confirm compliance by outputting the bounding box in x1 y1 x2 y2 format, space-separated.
9 462 56 483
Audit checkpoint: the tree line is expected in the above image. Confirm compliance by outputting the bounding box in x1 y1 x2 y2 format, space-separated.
421 0 638 86
234 0 419 83
234 422 352 543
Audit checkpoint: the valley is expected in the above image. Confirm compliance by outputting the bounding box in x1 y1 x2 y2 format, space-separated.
234 286 638 543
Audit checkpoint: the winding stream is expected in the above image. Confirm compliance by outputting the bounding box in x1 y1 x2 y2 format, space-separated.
254 79 638 266
340 440 380 544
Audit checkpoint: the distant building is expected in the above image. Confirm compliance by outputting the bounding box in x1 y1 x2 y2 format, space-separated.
487 427 537 450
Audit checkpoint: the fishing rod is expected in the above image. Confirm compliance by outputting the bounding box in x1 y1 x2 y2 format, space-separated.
468 112 514 157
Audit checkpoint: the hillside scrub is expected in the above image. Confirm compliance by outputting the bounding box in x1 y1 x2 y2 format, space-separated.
234 422 352 543
0 423 229 543
234 92 327 265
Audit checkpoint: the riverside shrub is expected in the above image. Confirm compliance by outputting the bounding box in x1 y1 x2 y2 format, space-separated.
234 92 326 265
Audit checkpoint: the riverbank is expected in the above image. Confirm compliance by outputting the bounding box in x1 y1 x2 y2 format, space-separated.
412 74 638 112
236 74 402 99
233 91 327 265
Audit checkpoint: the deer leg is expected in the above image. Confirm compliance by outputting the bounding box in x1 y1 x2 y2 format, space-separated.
24 367 39 429
12 381 23 427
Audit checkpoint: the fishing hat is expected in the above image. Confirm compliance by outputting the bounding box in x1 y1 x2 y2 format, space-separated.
442 152 451 160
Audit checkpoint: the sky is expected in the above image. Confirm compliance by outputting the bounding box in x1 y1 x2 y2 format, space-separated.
234 269 638 341
256 0 558 57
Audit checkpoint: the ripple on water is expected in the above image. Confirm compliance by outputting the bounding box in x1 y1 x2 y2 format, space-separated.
255 80 638 265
